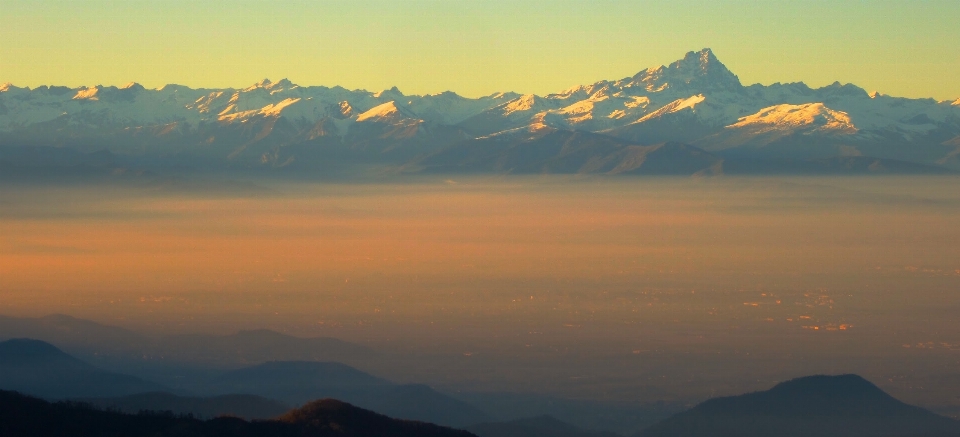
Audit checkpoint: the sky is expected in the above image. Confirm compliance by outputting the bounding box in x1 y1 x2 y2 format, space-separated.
1 0 959 100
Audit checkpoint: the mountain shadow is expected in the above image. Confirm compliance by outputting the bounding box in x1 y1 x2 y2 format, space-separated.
78 392 290 420
0 389 478 437
0 338 167 399
637 374 960 437
415 129 723 175
468 415 621 437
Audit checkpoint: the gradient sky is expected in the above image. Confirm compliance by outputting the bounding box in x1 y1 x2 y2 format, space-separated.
1 0 958 100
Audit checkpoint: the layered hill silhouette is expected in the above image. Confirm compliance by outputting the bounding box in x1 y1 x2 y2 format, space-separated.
0 337 490 428
204 361 492 427
637 374 960 437
2 48 958 176
0 338 166 399
0 390 478 437
0 314 376 368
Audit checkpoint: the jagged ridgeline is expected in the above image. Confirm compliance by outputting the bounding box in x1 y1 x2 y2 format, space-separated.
0 49 959 176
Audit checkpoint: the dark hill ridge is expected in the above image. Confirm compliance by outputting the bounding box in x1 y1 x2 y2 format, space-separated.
0 338 166 399
468 415 621 437
0 389 478 437
78 392 290 420
638 374 960 437
279 398 477 437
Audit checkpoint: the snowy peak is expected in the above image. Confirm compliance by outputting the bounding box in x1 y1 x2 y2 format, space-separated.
630 48 742 92
73 87 101 100
356 101 418 123
634 94 707 124
335 101 354 118
373 86 404 100
217 97 302 122
503 94 542 115
728 103 858 135
243 78 295 92
1 47 959 173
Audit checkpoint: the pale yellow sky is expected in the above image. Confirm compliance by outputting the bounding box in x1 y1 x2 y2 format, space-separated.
1 0 958 100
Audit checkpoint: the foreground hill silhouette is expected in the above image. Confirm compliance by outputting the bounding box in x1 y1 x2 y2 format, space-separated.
468 415 620 437
637 374 960 437
79 392 290 420
0 389 478 437
0 338 166 398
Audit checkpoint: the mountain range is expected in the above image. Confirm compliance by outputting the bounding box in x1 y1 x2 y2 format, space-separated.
2 49 959 176
0 315 676 432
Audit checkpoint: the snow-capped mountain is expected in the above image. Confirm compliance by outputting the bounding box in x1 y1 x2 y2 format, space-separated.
1 48 958 175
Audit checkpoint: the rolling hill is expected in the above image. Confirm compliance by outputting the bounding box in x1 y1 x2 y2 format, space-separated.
637 374 960 437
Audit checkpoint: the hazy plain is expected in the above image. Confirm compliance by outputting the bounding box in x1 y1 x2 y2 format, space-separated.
1 176 959 411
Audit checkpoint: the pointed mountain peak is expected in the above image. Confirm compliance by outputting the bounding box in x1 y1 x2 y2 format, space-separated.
373 86 404 99
679 48 720 67
502 94 545 114
243 78 276 92
0 82 16 92
264 78 295 90
632 48 741 92
818 81 869 98
120 82 145 91
73 87 101 100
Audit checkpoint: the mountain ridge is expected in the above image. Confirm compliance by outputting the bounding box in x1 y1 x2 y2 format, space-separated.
2 48 959 174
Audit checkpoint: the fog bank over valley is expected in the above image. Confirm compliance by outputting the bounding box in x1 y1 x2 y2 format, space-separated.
1 176 959 417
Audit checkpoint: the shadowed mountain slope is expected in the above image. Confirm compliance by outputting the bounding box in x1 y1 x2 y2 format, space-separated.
468 415 621 437
0 339 166 399
416 129 723 175
637 374 960 437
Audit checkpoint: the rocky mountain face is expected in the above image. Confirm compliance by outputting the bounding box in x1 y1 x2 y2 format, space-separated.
2 49 958 175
